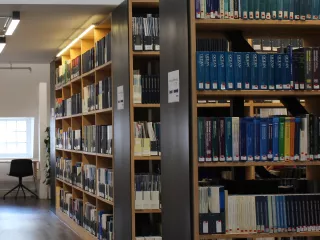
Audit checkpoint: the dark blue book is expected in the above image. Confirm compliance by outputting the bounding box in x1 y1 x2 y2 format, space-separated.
210 52 219 90
312 0 319 19
196 51 205 90
294 0 300 19
277 0 284 19
226 52 234 89
243 52 251 89
282 54 291 90
266 0 272 19
283 0 290 19
260 118 268 161
254 117 261 161
196 0 201 18
204 51 211 90
260 0 267 19
276 196 282 232
248 0 255 18
263 196 270 232
300 0 306 20
240 118 247 161
218 52 226 90
271 0 278 19
289 0 295 19
306 0 312 19
246 117 254 161
258 54 268 90
267 54 275 90
255 0 261 19
234 52 243 89
250 52 259 90
275 54 283 90
273 117 280 161
242 0 249 19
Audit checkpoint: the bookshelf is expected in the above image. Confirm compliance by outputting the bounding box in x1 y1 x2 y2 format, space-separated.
53 16 113 239
190 3 320 240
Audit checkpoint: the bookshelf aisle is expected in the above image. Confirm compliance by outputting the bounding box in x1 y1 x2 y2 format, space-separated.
53 16 113 240
191 2 320 240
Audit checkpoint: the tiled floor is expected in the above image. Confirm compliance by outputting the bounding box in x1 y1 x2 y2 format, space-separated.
0 198 81 240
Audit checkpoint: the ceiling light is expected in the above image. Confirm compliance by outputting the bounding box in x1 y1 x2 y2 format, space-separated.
0 37 6 53
56 24 95 57
5 11 20 36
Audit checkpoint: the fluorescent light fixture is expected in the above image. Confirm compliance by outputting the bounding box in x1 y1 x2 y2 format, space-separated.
56 24 95 57
0 37 6 53
5 11 20 36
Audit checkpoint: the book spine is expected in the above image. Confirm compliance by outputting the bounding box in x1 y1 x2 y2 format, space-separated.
198 118 205 162
234 52 243 89
305 48 313 90
215 0 220 18
271 0 278 19
299 51 305 90
225 117 233 161
283 54 291 90
290 118 295 160
310 115 314 160
294 0 300 19
275 54 283 90
268 54 275 90
266 0 271 19
224 0 229 18
289 0 294 19
294 117 301 160
243 52 251 89
220 0 225 18
204 51 211 90
218 52 226 90
200 0 206 18
206 0 212 18
234 0 239 18
196 51 205 90
260 118 268 161
267 118 273 161
247 118 254 161
255 0 260 19
248 0 255 19
251 53 259 90
196 0 201 18
254 118 261 161
240 118 247 161
259 54 268 90
260 0 266 19
284 117 291 160
226 52 234 90
283 0 290 19
318 117 320 160
211 0 215 18
212 118 219 161
205 118 213 162
300 0 306 20
313 47 320 90
210 52 219 90
312 0 320 19
242 0 249 19
219 118 226 161
306 0 312 19
277 0 283 19
232 117 240 161
273 117 280 161
229 0 235 18
287 46 294 89
279 117 285 161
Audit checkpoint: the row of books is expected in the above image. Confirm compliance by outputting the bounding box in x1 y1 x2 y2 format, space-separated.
98 211 114 240
59 189 83 225
132 14 160 51
95 32 111 68
56 60 71 87
56 158 114 201
196 38 229 52
135 174 161 210
195 0 320 20
82 125 113 155
82 48 95 74
134 122 161 156
97 168 114 202
72 56 81 79
252 39 303 52
83 77 112 113
197 115 320 162
56 128 82 151
133 73 160 104
55 93 82 117
197 48 320 91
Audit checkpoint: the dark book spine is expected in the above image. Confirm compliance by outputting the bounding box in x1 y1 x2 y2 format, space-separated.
313 47 320 89
305 48 313 90
310 114 314 160
212 118 219 161
314 117 319 160
219 118 225 161
234 0 239 18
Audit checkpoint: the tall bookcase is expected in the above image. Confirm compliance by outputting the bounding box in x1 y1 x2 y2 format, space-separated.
53 17 113 240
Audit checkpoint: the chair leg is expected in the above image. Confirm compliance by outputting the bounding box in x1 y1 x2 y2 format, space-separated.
3 185 20 200
15 186 20 199
21 186 26 199
22 184 38 199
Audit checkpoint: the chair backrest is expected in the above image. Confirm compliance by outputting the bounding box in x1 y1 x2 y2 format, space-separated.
9 159 33 177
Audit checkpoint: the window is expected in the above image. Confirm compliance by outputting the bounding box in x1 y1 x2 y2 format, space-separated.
0 118 34 159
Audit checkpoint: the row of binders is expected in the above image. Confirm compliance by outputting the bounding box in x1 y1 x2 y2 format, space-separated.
56 158 114 201
133 73 160 104
55 93 82 117
198 115 320 162
134 122 161 156
196 0 320 20
199 186 320 235
83 77 112 113
132 14 160 51
135 174 161 210
197 48 320 91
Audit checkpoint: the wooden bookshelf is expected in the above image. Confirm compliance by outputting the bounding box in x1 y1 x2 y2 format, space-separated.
54 16 113 240
132 0 159 8
132 51 160 57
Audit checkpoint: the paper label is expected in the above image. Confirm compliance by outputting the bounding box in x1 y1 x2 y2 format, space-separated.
117 85 124 110
168 70 180 103
203 221 209 234
216 220 222 233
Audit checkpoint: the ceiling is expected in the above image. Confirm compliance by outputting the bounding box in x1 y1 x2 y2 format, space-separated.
0 4 117 64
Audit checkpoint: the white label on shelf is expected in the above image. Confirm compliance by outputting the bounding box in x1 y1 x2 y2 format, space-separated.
168 70 180 103
117 85 124 110
216 220 222 233
203 221 209 234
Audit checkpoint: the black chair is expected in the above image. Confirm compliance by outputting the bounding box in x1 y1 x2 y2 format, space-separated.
3 159 38 200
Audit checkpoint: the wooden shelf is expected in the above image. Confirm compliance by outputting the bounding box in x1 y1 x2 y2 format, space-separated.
55 113 83 120
132 0 159 8
199 232 320 239
133 156 161 161
56 210 97 240
55 148 113 158
82 108 112 116
195 19 320 36
135 209 161 214
198 161 320 167
132 51 160 57
197 90 320 98
134 104 160 108
97 196 114 206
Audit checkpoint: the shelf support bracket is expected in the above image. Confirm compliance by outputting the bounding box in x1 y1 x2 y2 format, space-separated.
280 97 308 116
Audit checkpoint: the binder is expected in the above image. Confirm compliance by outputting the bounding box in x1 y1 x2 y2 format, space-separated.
204 51 211 90
241 0 249 19
250 52 259 90
210 52 219 89
196 51 205 90
258 54 268 90
226 52 234 90
243 52 251 89
218 52 226 90
267 54 275 90
234 52 243 89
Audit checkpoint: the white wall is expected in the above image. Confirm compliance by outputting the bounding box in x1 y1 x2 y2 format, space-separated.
0 64 50 196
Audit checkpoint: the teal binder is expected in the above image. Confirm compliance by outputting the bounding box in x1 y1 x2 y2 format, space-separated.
248 0 255 19
277 0 283 19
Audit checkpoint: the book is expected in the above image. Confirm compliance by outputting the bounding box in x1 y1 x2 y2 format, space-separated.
243 52 251 89
250 53 259 90
218 52 226 90
260 0 266 19
283 0 290 19
294 0 300 19
279 117 285 161
226 52 234 90
234 52 243 89
268 54 275 90
242 0 249 19
258 54 268 90
197 51 205 90
210 52 219 89
277 0 283 19
248 0 255 19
